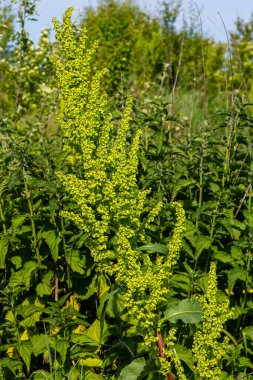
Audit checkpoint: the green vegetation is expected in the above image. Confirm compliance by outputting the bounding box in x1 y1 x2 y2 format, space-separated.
0 0 253 379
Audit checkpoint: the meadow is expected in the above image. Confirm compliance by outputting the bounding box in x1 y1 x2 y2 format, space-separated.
0 1 253 379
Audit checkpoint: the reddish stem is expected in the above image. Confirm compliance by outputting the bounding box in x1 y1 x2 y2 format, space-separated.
157 332 174 380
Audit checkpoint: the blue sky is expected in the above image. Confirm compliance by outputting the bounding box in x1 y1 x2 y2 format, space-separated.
18 0 253 43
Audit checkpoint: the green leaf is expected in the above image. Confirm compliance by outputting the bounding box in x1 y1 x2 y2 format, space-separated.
213 251 235 265
171 274 191 294
164 299 202 324
174 344 195 371
11 214 27 229
17 341 32 372
118 357 146 380
83 370 103 379
56 339 69 364
227 267 246 292
40 230 61 262
238 356 253 369
106 290 125 318
194 236 211 259
70 334 99 348
231 246 243 261
242 326 253 341
219 219 241 240
0 357 17 375
66 250 86 274
9 261 37 290
0 238 8 268
29 371 51 379
20 311 42 329
36 270 54 297
30 334 47 356
171 179 196 201
86 320 101 344
79 357 103 367
138 244 168 255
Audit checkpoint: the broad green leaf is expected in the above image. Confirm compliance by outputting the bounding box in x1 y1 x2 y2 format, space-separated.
106 290 125 318
11 214 27 229
227 268 246 292
171 179 196 201
66 367 80 380
118 357 146 380
36 270 54 297
194 236 211 259
231 246 243 261
86 320 101 344
243 210 253 229
213 251 235 265
174 344 195 371
66 250 86 274
5 310 15 324
138 244 168 255
9 261 37 290
20 311 42 329
97 273 109 298
219 219 241 240
182 239 194 259
18 303 43 329
17 341 32 372
30 334 47 356
0 357 17 375
83 371 103 379
70 334 99 348
164 299 202 324
40 230 61 262
56 339 69 364
79 357 103 367
171 274 191 294
238 356 253 369
30 371 51 379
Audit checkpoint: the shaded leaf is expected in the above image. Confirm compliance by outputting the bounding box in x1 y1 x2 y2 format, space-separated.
40 230 61 262
17 341 32 372
227 268 246 292
138 243 168 255
56 339 69 364
30 334 47 356
118 357 146 380
66 250 86 274
164 299 202 324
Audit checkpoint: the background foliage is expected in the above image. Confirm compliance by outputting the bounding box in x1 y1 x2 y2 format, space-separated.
0 0 253 379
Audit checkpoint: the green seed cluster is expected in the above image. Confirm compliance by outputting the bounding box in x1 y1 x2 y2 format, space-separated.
52 7 186 359
192 262 234 378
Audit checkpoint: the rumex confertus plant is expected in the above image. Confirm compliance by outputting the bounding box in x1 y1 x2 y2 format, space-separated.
52 7 191 378
52 8 234 379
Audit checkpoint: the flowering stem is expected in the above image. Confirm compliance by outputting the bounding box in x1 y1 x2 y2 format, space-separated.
157 332 174 380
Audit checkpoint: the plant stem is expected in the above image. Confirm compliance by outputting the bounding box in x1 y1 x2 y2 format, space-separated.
61 218 71 289
196 150 203 230
0 199 7 234
23 167 41 266
157 332 174 380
